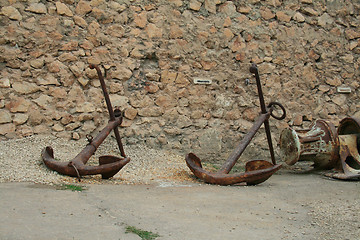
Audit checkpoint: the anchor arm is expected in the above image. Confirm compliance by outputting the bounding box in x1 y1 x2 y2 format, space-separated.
219 111 271 174
42 146 129 178
186 153 281 185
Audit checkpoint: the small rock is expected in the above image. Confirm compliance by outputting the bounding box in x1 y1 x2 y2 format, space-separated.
204 0 217 14
56 2 73 17
189 0 202 11
124 108 138 120
37 75 59 86
13 113 28 125
0 123 16 135
261 8 275 20
176 115 192 128
325 77 342 86
0 110 12 124
146 24 163 38
1 6 22 21
111 67 132 81
155 95 176 108
109 95 129 109
302 7 319 16
76 102 95 113
25 3 47 14
30 58 44 69
33 95 52 109
293 12 305 22
72 132 80 140
73 16 88 28
52 123 64 132
58 53 77 62
12 82 40 94
75 0 92 16
134 12 147 28
0 78 11 88
318 13 333 27
145 82 160 93
107 25 125 37
345 29 360 40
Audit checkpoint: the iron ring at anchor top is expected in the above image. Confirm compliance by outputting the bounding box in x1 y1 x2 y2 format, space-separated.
268 102 286 120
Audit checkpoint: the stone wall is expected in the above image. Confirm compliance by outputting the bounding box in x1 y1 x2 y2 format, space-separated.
0 0 359 161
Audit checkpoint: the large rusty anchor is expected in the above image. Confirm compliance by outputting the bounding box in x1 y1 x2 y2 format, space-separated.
185 63 286 185
42 64 130 180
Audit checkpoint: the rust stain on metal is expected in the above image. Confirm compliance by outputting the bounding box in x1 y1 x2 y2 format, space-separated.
280 116 360 180
279 120 340 169
185 63 286 186
42 65 130 180
331 117 360 180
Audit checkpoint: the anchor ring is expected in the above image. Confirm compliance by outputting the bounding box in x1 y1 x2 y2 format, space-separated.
268 102 286 120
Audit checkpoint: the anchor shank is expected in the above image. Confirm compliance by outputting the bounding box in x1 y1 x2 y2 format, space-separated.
113 127 126 157
264 119 276 165
219 111 271 173
90 64 126 157
90 64 116 121
72 118 122 166
251 63 267 114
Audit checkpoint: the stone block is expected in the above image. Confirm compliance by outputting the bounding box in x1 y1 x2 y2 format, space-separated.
6 98 31 113
189 0 202 11
124 108 138 120
76 0 92 15
56 2 73 17
1 6 22 21
26 3 47 14
0 78 11 88
134 12 147 28
138 107 163 117
293 12 305 22
0 123 16 135
0 110 12 124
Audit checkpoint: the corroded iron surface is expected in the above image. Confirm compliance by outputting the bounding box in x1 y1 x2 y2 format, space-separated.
281 116 360 181
185 63 286 186
42 65 129 180
279 119 340 169
330 117 360 180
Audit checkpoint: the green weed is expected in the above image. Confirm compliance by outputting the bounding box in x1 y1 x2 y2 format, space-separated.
57 184 86 192
125 226 160 240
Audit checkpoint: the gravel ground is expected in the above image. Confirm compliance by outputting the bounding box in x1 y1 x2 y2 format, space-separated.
0 134 194 185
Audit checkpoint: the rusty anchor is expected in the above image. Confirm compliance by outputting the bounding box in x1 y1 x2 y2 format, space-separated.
42 64 130 180
185 63 286 185
279 117 360 180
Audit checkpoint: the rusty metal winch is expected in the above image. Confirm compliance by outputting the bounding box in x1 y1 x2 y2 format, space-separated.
280 117 360 180
185 63 286 186
42 64 130 180
279 119 340 169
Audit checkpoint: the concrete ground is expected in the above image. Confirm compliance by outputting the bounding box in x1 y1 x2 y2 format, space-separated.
0 171 359 240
